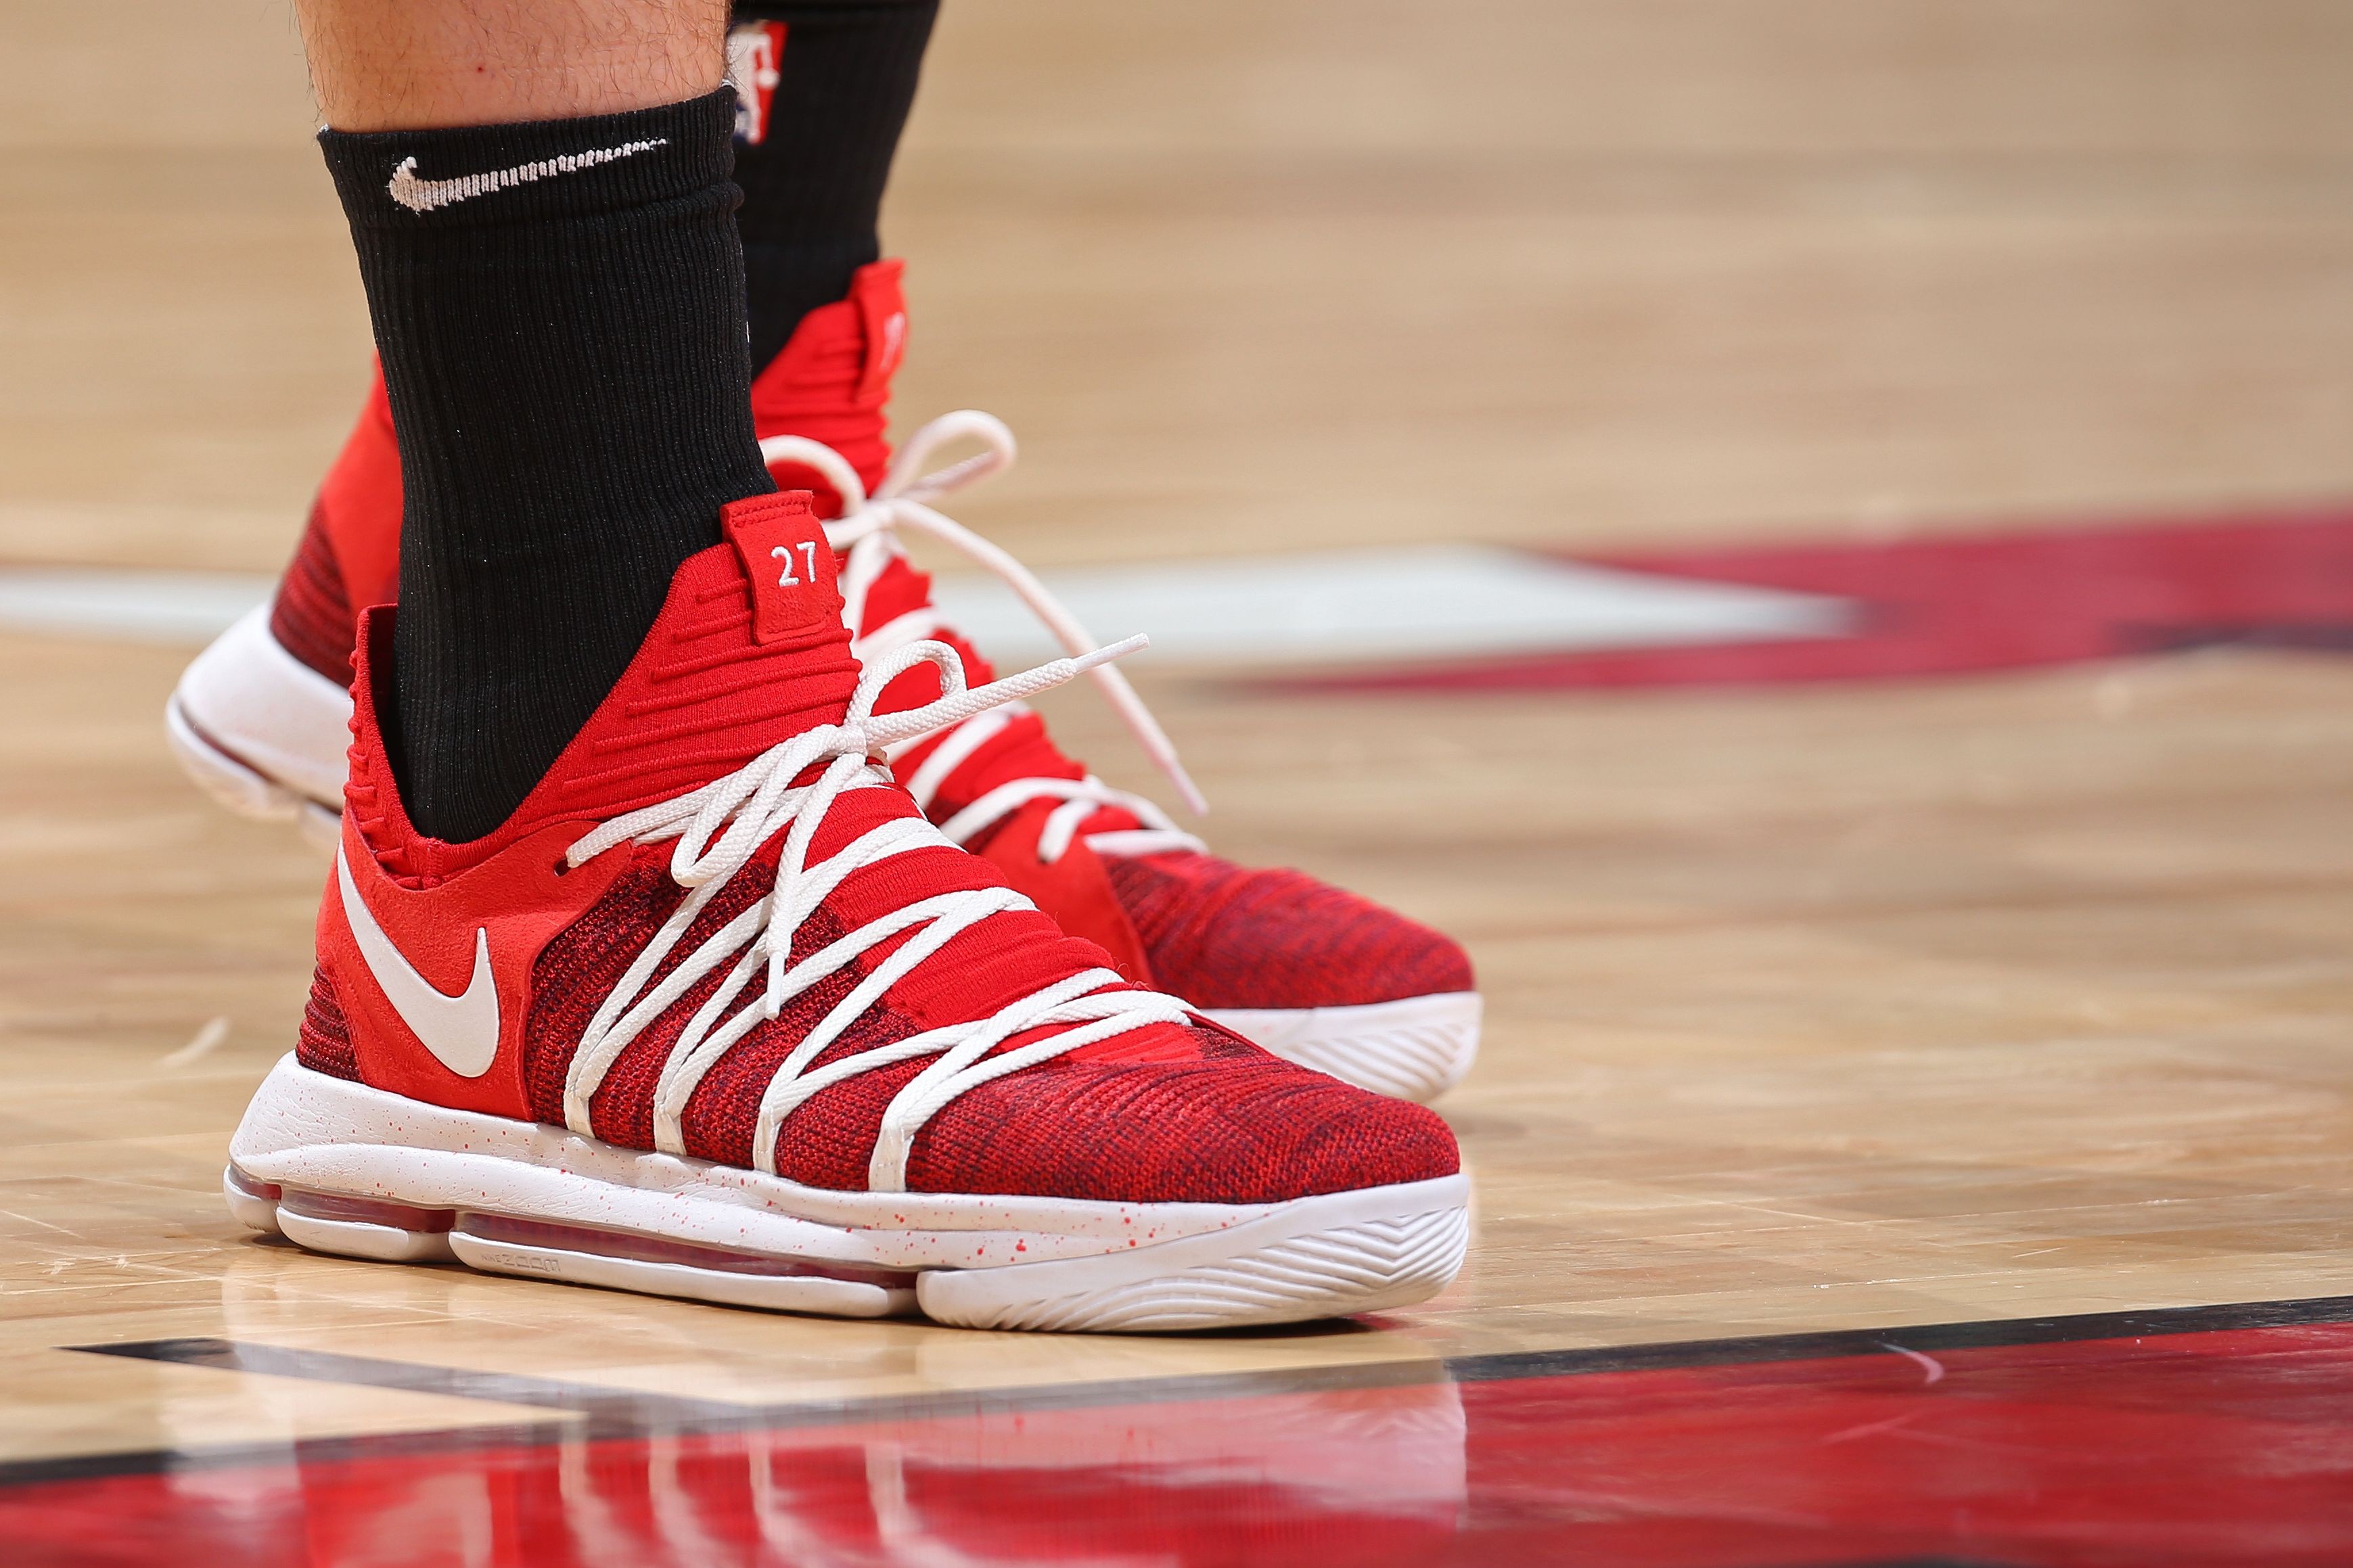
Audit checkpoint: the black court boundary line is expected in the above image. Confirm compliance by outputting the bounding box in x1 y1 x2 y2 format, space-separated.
12 1291 2353 1491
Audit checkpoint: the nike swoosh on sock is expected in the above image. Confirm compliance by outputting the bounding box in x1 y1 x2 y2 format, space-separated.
386 139 668 214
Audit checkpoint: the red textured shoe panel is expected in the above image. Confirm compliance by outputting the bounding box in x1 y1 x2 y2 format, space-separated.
342 522 861 890
893 1042 1459 1203
269 369 402 688
521 838 898 1154
1107 852 1475 1011
269 500 358 688
323 508 867 1122
315 368 403 614
516 810 1455 1203
294 966 361 1082
753 258 906 515
969 798 1156 986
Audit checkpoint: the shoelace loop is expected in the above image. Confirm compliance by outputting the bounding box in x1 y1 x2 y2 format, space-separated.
559 632 1190 1193
762 416 1210 868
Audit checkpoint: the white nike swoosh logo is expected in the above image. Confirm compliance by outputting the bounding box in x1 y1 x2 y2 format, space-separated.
337 846 500 1078
385 138 668 214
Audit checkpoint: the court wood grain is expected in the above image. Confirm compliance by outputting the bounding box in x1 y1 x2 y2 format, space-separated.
3 0 2351 1466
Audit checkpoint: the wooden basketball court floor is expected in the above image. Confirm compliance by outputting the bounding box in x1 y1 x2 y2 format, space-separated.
6 3 2353 1562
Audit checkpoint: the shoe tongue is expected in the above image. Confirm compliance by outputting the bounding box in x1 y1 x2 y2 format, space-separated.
751 258 906 515
351 491 863 883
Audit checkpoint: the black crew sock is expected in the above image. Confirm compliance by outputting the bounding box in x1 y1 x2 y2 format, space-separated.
319 89 775 844
729 0 938 371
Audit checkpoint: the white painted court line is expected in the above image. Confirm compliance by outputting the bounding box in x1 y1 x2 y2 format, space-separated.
930 544 1851 669
0 568 276 645
0 547 1852 666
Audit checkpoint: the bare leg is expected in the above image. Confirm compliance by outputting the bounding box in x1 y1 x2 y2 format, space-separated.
296 0 730 131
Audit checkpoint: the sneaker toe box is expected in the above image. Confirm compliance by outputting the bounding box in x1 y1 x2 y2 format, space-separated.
1107 852 1473 1011
908 1036 1461 1206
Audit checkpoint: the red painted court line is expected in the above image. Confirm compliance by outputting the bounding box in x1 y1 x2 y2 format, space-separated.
1298 507 2353 691
14 1315 2353 1566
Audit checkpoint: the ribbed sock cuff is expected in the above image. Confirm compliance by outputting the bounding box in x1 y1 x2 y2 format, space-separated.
319 88 741 231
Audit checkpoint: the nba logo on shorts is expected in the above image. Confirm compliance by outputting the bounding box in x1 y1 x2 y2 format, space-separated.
727 22 787 145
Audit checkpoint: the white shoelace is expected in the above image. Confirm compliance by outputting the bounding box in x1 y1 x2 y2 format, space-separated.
559 635 1193 1193
761 415 1210 868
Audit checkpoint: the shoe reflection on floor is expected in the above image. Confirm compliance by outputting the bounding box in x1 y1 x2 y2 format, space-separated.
60 1377 1469 1567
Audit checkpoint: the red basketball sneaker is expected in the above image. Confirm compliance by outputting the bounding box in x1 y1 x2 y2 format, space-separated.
168 260 1480 1101
773 415 1482 1103
225 491 1467 1331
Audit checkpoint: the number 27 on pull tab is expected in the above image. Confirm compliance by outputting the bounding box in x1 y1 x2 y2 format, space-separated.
771 540 819 587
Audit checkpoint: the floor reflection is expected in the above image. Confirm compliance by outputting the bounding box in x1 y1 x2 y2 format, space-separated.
14 1316 2353 1565
14 1379 1467 1567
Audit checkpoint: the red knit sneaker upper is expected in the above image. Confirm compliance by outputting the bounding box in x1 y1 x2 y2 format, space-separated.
822 484 1478 1014
305 492 1455 1204
1102 853 1474 1011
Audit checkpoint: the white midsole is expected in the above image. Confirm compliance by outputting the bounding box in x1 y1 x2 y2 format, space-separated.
229 1055 1467 1275
1203 992 1482 1101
